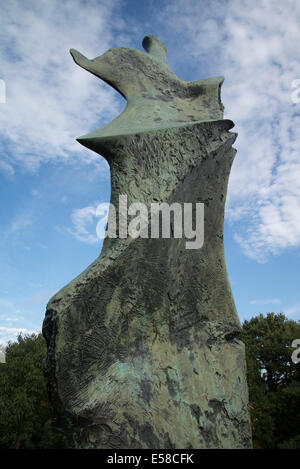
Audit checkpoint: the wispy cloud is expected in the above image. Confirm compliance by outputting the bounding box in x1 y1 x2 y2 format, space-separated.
0 298 22 317
0 295 50 333
250 298 281 305
0 326 39 346
0 0 126 174
0 316 23 323
0 211 34 244
67 203 102 245
158 0 300 262
0 159 15 177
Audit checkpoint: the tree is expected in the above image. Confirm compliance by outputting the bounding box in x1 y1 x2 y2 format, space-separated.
241 313 300 448
0 333 67 449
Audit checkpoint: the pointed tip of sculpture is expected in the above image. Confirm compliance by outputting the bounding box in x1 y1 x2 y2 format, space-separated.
70 48 90 69
69 48 79 62
76 136 89 146
76 135 100 153
142 35 168 65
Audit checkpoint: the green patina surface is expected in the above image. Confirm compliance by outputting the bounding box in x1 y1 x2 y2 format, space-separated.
70 35 224 139
43 36 252 449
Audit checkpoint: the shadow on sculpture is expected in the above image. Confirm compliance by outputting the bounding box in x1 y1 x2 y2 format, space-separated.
43 35 252 449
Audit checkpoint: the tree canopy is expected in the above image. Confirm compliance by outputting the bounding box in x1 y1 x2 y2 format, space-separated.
0 333 67 449
241 312 300 449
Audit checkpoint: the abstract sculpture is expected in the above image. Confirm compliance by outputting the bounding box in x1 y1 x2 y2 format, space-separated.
43 35 252 449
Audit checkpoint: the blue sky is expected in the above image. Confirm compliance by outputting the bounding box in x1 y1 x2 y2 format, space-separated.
0 0 300 345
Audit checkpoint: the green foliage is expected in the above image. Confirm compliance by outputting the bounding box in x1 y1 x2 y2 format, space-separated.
1 313 299 449
278 434 300 449
241 313 300 449
0 333 67 449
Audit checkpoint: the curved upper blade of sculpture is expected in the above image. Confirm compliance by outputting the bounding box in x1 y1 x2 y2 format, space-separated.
70 35 224 144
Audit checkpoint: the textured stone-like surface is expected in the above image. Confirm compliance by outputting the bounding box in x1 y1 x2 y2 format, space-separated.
70 35 224 139
43 36 252 449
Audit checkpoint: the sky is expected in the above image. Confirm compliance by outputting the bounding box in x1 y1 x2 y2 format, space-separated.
0 0 300 346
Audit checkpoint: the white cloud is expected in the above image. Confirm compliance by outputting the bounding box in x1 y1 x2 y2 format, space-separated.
68 203 101 245
2 0 300 263
0 296 48 333
0 298 22 317
158 0 300 262
0 0 126 174
0 159 15 177
0 326 39 346
0 316 23 322
250 298 281 305
0 297 44 346
67 200 113 244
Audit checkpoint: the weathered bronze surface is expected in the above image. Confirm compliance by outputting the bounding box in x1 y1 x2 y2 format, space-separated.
43 35 252 449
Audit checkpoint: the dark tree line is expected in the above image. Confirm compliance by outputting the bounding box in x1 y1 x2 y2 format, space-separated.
0 312 299 448
241 313 300 449
0 333 67 448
